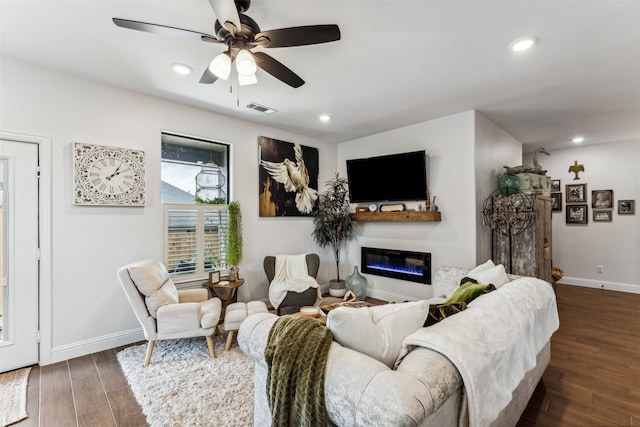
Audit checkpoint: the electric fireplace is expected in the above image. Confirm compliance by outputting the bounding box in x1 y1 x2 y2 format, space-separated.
361 247 431 284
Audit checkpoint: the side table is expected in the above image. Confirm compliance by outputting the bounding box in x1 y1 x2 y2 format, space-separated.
202 279 245 314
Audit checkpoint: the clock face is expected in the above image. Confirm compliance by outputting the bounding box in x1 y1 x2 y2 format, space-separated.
74 143 145 206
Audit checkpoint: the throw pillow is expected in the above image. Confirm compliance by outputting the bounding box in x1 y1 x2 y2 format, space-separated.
446 281 496 305
468 259 495 275
432 266 469 298
467 264 510 288
327 300 430 368
128 259 179 318
423 302 467 327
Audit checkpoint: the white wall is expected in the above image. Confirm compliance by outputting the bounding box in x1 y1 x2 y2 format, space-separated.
524 141 640 293
337 111 479 302
0 57 337 363
474 113 522 264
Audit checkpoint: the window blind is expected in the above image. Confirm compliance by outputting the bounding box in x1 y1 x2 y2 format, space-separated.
164 204 228 281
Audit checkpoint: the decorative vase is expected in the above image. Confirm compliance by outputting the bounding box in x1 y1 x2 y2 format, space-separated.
228 265 239 282
328 279 346 297
498 174 520 196
345 266 368 301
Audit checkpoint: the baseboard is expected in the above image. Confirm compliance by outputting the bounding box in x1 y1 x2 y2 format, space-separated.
47 327 144 365
557 276 640 294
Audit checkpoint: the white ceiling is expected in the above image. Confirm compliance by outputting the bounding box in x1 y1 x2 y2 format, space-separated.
1 0 639 153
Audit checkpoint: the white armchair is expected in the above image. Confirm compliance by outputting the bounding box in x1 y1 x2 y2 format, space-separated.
117 259 222 366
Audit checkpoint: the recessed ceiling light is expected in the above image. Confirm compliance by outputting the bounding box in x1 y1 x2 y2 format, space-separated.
572 136 585 143
319 114 331 122
171 63 192 75
509 36 538 52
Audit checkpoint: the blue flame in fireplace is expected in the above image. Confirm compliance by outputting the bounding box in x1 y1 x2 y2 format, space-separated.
365 263 423 276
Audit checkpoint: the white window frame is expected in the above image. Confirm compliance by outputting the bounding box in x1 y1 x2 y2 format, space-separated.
163 204 228 282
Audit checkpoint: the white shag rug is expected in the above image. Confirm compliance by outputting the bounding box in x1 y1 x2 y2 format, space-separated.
117 337 254 427
0 366 31 426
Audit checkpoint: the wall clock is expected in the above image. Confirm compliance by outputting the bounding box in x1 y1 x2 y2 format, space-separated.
73 142 145 206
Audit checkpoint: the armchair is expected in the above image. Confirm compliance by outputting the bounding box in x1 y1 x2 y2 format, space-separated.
117 259 222 366
264 254 320 315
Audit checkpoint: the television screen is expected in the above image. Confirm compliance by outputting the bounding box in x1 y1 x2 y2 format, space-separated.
346 151 428 203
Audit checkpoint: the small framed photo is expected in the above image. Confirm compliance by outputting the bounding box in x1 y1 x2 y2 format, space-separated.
551 193 562 212
592 190 613 209
209 270 220 284
550 180 561 192
566 204 588 224
593 210 612 222
618 199 635 215
566 184 587 203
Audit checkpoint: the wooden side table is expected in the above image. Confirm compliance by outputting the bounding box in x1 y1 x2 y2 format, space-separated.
202 279 245 313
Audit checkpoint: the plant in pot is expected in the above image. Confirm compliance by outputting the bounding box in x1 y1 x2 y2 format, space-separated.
226 200 243 281
312 173 353 297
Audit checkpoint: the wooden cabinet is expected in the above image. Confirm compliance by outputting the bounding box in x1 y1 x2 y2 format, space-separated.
492 195 552 283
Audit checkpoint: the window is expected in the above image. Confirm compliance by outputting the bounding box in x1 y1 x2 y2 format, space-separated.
161 132 230 281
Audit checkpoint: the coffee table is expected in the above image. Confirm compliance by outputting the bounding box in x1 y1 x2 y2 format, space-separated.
288 311 327 324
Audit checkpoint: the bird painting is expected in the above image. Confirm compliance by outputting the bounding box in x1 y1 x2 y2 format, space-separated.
259 137 319 216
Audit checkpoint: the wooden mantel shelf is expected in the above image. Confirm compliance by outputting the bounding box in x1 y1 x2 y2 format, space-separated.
350 211 441 222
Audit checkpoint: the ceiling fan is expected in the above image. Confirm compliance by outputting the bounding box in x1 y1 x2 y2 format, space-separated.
113 0 341 88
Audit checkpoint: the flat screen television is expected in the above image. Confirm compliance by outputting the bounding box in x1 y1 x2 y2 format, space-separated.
346 151 428 203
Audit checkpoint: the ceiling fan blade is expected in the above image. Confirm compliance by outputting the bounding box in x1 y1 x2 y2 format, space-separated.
208 0 241 34
255 25 340 48
252 52 304 88
113 18 220 43
199 68 219 84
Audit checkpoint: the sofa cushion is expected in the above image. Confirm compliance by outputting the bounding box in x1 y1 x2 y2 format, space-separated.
127 259 179 318
432 266 469 298
327 301 430 367
467 264 510 288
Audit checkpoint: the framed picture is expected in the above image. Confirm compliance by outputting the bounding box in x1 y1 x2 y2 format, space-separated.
566 183 587 203
592 190 613 209
209 270 220 284
566 204 588 224
618 199 635 215
258 136 319 217
550 179 561 192
593 210 612 222
551 193 562 212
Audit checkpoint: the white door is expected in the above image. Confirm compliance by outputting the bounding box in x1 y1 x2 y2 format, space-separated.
0 140 39 372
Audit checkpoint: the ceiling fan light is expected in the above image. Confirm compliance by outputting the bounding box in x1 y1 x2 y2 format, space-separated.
236 49 257 76
238 73 258 86
209 52 231 80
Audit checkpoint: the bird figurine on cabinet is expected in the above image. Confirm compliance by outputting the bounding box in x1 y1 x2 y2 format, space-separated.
568 160 584 180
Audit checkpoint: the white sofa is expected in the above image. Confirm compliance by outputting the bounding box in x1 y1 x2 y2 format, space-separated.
239 266 559 427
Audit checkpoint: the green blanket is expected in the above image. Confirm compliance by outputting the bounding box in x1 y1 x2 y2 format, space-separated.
265 316 333 427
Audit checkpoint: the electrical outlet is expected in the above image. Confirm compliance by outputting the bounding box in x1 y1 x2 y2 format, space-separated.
597 265 604 273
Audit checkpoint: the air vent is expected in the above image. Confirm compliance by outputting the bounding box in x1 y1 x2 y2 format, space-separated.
246 102 277 115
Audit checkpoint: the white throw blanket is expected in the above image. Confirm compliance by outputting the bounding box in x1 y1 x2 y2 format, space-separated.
268 254 321 309
397 277 559 427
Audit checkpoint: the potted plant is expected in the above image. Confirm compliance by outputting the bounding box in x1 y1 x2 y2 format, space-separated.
226 200 243 281
312 173 354 296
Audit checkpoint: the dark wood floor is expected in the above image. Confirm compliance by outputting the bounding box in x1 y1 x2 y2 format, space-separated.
16 284 640 426
517 284 640 427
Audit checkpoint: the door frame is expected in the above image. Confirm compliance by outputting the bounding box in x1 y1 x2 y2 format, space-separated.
0 131 52 365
